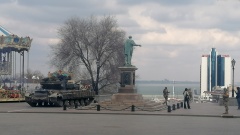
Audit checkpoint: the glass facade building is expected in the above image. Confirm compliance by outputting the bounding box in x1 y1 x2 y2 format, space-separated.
200 48 231 96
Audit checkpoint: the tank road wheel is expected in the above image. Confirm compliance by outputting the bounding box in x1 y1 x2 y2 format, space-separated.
69 100 74 107
38 102 43 106
44 102 49 106
58 100 64 107
54 100 63 107
74 100 78 108
84 99 90 106
54 97 64 107
89 98 94 104
78 100 81 107
49 102 54 107
28 102 37 107
64 100 69 107
80 99 85 106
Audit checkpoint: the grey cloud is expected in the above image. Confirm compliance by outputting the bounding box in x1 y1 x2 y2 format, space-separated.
28 43 52 74
148 6 217 29
217 19 240 31
123 28 166 36
17 0 93 8
117 0 199 6
0 0 10 4
1 0 127 24
138 1 240 31
136 45 202 81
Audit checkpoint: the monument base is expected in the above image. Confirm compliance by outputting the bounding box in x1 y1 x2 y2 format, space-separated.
111 93 143 102
118 86 137 93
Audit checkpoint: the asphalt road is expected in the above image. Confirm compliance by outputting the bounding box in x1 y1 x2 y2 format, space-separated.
0 102 240 135
0 113 239 135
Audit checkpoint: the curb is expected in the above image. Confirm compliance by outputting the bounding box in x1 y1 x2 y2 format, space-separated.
0 111 239 118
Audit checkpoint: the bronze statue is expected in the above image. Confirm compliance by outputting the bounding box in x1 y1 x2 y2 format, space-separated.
124 36 141 66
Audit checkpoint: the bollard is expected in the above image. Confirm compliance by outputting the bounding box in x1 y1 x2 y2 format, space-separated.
167 105 171 112
177 103 180 109
172 104 176 110
97 104 100 111
181 102 183 108
74 102 78 109
131 105 135 112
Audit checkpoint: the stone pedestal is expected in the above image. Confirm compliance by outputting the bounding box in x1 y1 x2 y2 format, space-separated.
118 66 137 93
118 86 137 93
111 93 143 102
111 66 143 102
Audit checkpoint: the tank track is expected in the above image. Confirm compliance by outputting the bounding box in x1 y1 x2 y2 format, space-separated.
25 98 94 107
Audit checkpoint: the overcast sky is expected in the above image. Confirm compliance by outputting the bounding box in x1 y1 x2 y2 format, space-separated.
1 0 240 81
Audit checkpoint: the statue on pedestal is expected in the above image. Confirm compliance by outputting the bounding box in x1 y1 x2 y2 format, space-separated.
124 36 141 66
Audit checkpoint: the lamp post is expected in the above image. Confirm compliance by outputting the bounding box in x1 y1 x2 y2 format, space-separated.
24 76 28 91
173 80 175 99
231 59 236 98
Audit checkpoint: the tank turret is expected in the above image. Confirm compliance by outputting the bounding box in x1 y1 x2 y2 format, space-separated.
25 70 95 107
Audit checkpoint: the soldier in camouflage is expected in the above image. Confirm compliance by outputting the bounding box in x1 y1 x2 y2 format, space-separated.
162 87 170 105
222 88 229 114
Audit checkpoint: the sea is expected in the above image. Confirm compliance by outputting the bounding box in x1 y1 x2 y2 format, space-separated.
135 82 200 100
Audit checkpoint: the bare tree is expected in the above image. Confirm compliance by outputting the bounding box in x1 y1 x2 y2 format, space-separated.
25 69 44 83
50 15 125 95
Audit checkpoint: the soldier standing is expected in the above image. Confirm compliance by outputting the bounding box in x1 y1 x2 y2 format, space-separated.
236 87 240 110
222 88 229 114
162 87 170 105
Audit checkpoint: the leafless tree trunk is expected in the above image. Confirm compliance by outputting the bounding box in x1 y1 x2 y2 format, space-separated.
50 15 125 95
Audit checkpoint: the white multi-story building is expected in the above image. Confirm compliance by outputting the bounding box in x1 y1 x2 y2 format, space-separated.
200 48 231 96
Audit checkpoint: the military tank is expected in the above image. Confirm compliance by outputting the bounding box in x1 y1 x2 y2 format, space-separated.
25 70 95 107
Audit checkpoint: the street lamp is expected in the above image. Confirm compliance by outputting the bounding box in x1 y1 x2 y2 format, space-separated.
24 76 28 91
231 59 236 97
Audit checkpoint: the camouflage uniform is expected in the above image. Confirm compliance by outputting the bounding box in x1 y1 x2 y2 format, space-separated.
187 89 193 102
222 88 229 114
163 87 169 105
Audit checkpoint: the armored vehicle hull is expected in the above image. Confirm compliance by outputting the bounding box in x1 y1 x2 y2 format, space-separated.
25 89 95 107
25 70 95 107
